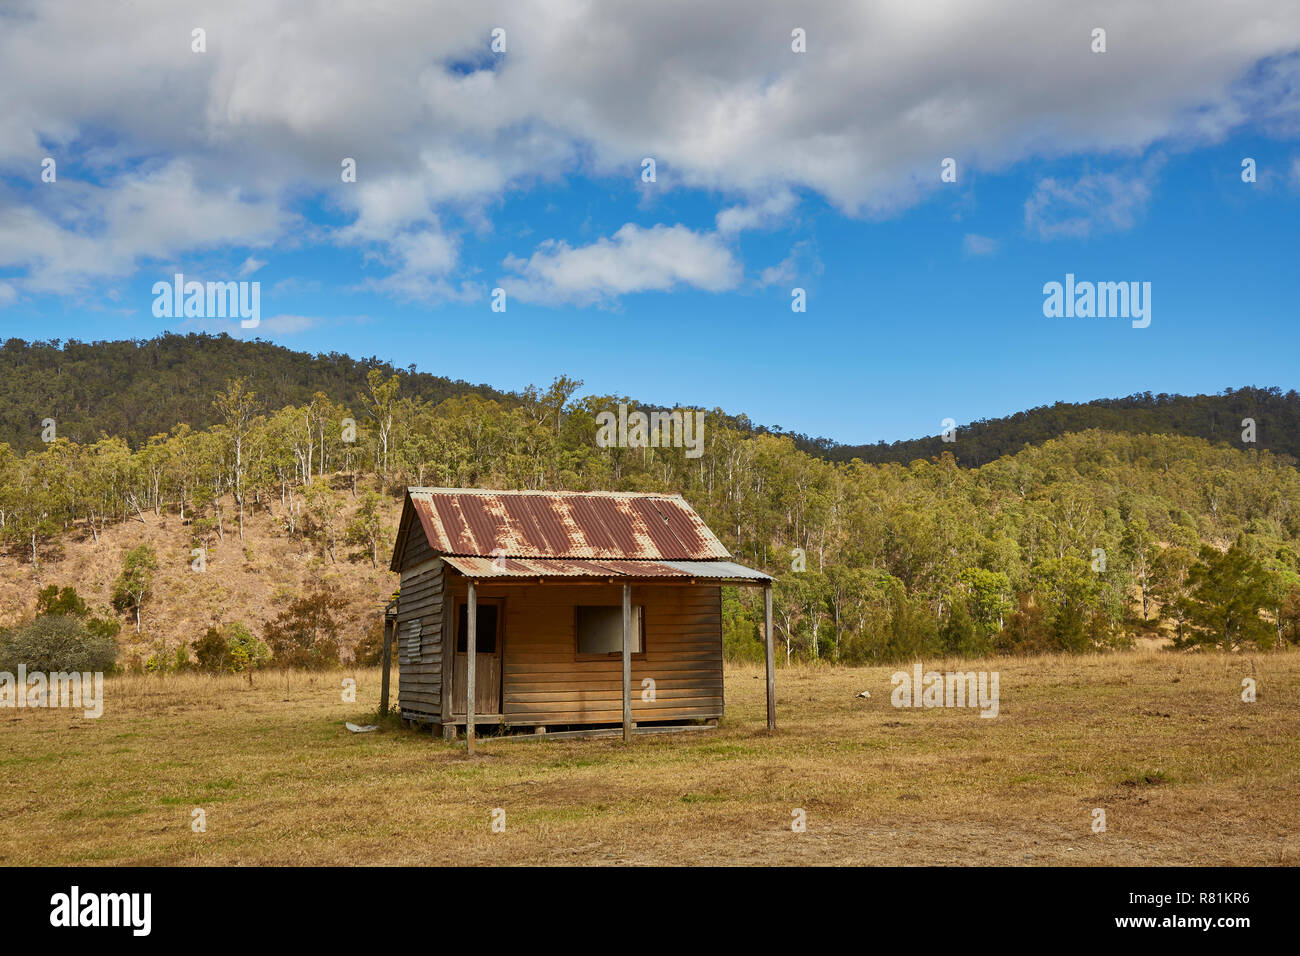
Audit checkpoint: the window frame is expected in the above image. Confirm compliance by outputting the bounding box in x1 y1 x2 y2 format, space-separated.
573 603 647 661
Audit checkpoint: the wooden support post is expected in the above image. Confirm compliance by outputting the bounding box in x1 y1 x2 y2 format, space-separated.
622 582 632 744
379 616 393 717
764 582 776 732
467 580 477 756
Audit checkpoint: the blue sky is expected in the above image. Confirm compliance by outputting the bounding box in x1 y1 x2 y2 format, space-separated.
2 2 1298 444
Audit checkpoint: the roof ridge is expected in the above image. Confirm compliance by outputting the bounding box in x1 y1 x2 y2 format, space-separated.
407 487 684 499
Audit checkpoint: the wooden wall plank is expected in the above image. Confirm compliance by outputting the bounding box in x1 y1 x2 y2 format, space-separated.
439 578 724 726
396 551 445 719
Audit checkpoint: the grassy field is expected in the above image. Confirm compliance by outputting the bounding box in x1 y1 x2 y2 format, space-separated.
3 650 1297 866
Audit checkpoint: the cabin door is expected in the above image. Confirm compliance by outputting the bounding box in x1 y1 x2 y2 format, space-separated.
452 599 502 717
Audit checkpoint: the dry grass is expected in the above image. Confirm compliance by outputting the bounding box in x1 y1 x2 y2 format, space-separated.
3 650 1297 866
0 488 393 664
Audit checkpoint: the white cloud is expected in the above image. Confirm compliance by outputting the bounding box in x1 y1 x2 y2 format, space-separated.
758 254 799 287
238 257 266 277
0 282 16 306
1023 159 1163 240
716 190 797 235
354 229 481 303
501 223 742 305
0 2 1298 299
184 313 366 336
962 233 1000 256
0 161 282 293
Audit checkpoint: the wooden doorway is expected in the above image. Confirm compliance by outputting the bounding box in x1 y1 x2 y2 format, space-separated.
452 598 502 717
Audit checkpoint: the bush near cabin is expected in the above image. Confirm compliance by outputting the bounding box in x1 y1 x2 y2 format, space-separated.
264 588 345 671
194 622 271 674
0 615 117 673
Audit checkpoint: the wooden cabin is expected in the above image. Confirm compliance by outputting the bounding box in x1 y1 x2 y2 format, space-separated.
389 488 775 745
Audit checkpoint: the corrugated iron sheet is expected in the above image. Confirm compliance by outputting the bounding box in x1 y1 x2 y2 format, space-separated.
408 488 730 560
442 556 771 582
653 560 772 581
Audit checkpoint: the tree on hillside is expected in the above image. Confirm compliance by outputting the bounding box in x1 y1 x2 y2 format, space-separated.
346 491 388 568
772 577 805 665
1149 545 1196 642
1120 518 1157 621
522 375 583 436
213 378 261 539
36 584 120 639
1279 587 1300 647
1175 540 1274 650
958 567 1013 634
111 544 158 634
304 481 343 563
360 369 400 482
264 587 345 691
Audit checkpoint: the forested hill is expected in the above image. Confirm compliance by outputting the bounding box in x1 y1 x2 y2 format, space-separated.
0 334 514 452
778 387 1300 465
0 335 1295 464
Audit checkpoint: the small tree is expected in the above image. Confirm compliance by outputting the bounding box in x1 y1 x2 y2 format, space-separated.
213 378 261 540
37 584 121 639
304 483 342 563
359 369 400 481
346 491 387 568
225 622 270 674
36 585 88 618
1175 541 1274 650
263 587 345 692
1280 586 1300 647
112 545 158 634
195 622 268 678
194 626 231 673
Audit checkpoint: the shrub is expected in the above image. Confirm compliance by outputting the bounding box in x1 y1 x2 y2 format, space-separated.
0 615 118 673
36 585 88 618
194 623 269 674
35 584 121 639
225 623 269 672
194 627 230 672
264 587 345 671
354 618 389 665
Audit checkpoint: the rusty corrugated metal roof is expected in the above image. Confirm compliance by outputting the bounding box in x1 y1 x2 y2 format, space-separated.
407 488 730 560
442 556 771 582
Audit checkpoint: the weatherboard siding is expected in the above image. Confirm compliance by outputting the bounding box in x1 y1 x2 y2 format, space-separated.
443 578 724 726
396 525 443 720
